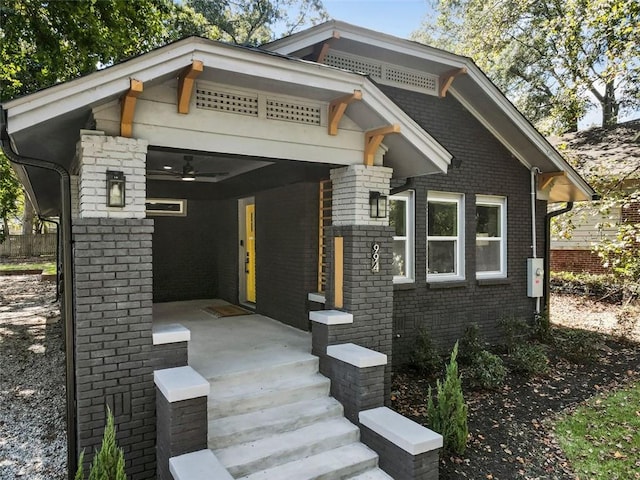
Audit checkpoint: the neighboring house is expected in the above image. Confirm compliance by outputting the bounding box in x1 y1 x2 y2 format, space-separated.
549 120 640 274
1 21 594 479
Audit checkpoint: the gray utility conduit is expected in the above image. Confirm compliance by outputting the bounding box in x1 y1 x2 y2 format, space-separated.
0 109 78 476
530 167 542 314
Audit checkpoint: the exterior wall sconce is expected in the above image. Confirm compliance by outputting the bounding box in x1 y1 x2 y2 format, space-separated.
106 170 126 207
369 191 388 218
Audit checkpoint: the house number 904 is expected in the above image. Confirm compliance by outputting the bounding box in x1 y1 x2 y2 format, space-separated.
371 243 380 273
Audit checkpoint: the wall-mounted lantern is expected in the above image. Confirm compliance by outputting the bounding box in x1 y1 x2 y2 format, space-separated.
106 171 126 207
369 191 388 218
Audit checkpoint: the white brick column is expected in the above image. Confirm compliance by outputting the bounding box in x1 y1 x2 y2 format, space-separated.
75 130 148 219
330 165 393 226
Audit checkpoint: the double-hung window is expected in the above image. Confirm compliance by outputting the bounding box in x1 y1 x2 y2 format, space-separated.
427 192 464 281
389 191 414 283
476 195 506 278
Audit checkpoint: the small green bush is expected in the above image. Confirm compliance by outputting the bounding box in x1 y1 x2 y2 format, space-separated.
76 406 127 480
410 328 441 375
427 342 468 454
509 343 549 376
467 350 507 390
458 323 483 365
555 329 600 364
532 312 553 343
499 316 531 352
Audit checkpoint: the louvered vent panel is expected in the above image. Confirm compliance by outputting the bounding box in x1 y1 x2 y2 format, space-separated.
266 100 321 125
386 67 437 92
196 89 258 116
325 53 382 77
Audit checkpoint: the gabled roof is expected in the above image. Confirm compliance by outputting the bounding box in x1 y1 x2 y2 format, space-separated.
2 36 452 215
265 20 597 202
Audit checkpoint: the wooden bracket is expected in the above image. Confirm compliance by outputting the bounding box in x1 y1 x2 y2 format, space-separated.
538 171 566 190
364 124 400 166
314 30 341 63
178 60 204 114
328 90 362 136
439 67 467 97
120 79 143 138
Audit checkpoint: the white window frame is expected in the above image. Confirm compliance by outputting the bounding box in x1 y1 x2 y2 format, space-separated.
145 198 187 216
426 191 465 282
389 190 415 284
475 195 507 279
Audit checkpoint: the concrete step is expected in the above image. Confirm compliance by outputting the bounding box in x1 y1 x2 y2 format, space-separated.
347 469 395 479
209 396 344 449
208 372 330 420
205 356 319 387
237 442 380 480
214 417 360 478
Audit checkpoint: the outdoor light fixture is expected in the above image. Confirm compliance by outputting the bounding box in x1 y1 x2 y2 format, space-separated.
181 160 196 181
106 170 125 207
369 191 388 218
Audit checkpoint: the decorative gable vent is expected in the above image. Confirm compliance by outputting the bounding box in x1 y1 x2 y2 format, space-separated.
196 89 258 116
325 51 439 96
266 99 321 125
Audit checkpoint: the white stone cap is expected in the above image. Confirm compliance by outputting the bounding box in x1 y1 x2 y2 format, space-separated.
309 310 353 325
326 343 387 367
359 407 443 455
169 449 233 480
153 324 191 345
307 292 326 304
154 366 209 403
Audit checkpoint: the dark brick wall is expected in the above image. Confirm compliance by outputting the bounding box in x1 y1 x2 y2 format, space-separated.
151 342 188 370
73 218 156 479
256 182 319 330
360 425 440 480
214 198 239 304
152 199 217 302
382 86 546 365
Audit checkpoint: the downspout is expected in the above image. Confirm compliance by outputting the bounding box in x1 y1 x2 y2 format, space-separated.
0 114 77 476
544 202 574 315
38 216 60 302
390 177 415 196
530 167 541 314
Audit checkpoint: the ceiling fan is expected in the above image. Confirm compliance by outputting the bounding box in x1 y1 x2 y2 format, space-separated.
148 155 229 181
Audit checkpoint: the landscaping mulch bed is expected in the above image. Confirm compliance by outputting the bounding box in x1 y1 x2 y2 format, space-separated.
392 324 640 480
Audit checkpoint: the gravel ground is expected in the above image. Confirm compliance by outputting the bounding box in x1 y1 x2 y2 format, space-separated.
0 274 66 479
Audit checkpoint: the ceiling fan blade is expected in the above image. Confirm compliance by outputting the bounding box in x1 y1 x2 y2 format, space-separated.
196 172 229 177
148 169 180 176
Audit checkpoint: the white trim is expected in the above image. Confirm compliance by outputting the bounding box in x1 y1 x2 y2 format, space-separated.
359 407 443 455
475 195 507 279
169 450 234 480
307 292 327 304
426 191 465 282
145 198 187 216
154 366 209 403
309 310 353 325
152 324 191 345
390 190 415 283
326 343 388 368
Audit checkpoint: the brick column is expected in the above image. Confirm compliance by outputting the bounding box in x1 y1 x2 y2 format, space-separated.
72 132 156 478
322 164 395 400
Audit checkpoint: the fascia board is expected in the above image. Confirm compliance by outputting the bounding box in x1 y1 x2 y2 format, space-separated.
4 38 368 135
362 82 452 173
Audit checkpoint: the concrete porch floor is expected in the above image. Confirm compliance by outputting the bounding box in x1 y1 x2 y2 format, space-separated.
152 299 312 379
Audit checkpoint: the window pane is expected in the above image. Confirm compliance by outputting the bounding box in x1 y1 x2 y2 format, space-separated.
428 201 457 236
428 240 456 274
477 205 500 237
477 241 501 272
389 199 406 236
392 239 406 276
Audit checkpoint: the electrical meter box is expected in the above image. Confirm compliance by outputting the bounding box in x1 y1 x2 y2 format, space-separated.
527 258 544 297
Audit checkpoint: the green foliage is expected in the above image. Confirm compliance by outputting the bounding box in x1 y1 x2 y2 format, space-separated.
498 316 531 353
532 312 553 344
0 153 22 242
75 451 85 480
467 350 507 391
76 406 127 480
458 323 483 365
410 328 441 375
550 271 623 301
427 342 468 454
415 0 640 132
509 343 549 377
555 329 601 364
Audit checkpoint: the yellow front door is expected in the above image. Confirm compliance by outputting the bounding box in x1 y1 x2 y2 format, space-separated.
245 203 256 303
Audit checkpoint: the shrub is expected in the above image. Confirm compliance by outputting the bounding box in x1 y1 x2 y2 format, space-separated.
76 406 127 480
509 343 549 376
467 350 507 390
410 328 441 375
427 341 468 454
458 323 483 365
555 329 600 364
532 312 553 343
499 316 531 352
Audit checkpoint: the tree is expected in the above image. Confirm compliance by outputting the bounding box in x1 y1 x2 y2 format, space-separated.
415 0 640 133
187 0 327 45
0 153 21 242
